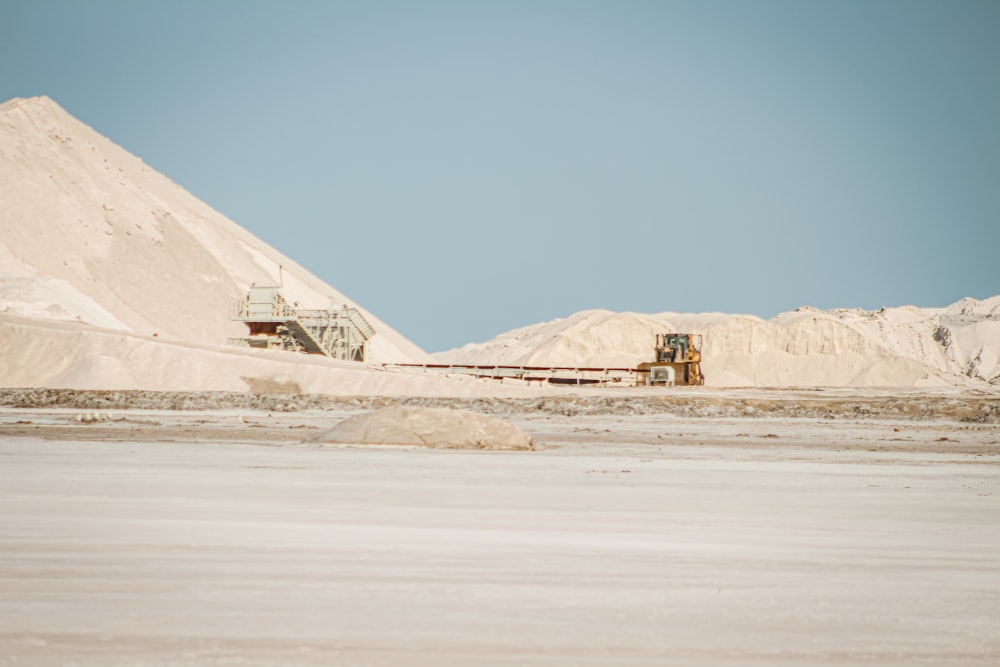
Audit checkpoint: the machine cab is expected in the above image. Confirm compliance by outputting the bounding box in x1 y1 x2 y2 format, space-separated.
655 333 702 363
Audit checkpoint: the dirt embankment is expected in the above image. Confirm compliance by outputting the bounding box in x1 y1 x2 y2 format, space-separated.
1 388 998 423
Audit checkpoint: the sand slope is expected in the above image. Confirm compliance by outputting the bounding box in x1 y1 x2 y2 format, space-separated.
437 297 1000 387
0 313 552 396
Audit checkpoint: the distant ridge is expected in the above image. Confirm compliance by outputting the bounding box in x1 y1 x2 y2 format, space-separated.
435 298 1000 387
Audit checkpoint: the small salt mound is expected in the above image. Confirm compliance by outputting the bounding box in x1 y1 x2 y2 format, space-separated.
312 406 535 451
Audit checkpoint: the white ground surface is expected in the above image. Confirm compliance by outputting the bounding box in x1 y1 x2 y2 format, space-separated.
1 398 998 666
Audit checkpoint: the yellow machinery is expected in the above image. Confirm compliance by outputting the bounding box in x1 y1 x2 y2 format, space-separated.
636 333 705 386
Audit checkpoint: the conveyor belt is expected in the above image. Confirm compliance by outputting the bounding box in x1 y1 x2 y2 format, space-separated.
381 363 639 385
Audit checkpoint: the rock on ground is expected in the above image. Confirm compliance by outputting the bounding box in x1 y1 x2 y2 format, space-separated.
312 406 535 450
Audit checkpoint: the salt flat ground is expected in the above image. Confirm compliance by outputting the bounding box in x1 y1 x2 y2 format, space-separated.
1 393 998 666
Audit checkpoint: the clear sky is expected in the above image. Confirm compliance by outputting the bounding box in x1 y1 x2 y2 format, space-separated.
3 0 998 352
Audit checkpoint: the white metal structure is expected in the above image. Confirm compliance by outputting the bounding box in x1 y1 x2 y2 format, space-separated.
230 286 375 362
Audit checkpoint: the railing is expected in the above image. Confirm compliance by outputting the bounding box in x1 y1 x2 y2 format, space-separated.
294 307 374 336
345 309 375 340
231 298 296 321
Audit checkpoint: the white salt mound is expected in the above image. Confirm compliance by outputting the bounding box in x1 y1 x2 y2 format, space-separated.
436 298 1000 388
313 406 536 450
0 95 428 364
0 95 477 394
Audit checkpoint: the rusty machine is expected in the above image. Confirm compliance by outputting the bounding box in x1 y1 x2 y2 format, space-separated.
636 333 705 386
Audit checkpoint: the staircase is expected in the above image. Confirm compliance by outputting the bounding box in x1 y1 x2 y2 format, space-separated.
282 319 327 355
345 309 376 340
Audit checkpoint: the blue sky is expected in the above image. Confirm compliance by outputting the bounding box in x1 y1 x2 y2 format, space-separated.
3 0 998 351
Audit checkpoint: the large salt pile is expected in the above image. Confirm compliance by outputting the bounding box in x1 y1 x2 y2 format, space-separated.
0 95 456 392
312 406 536 450
436 297 1000 388
0 96 426 363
